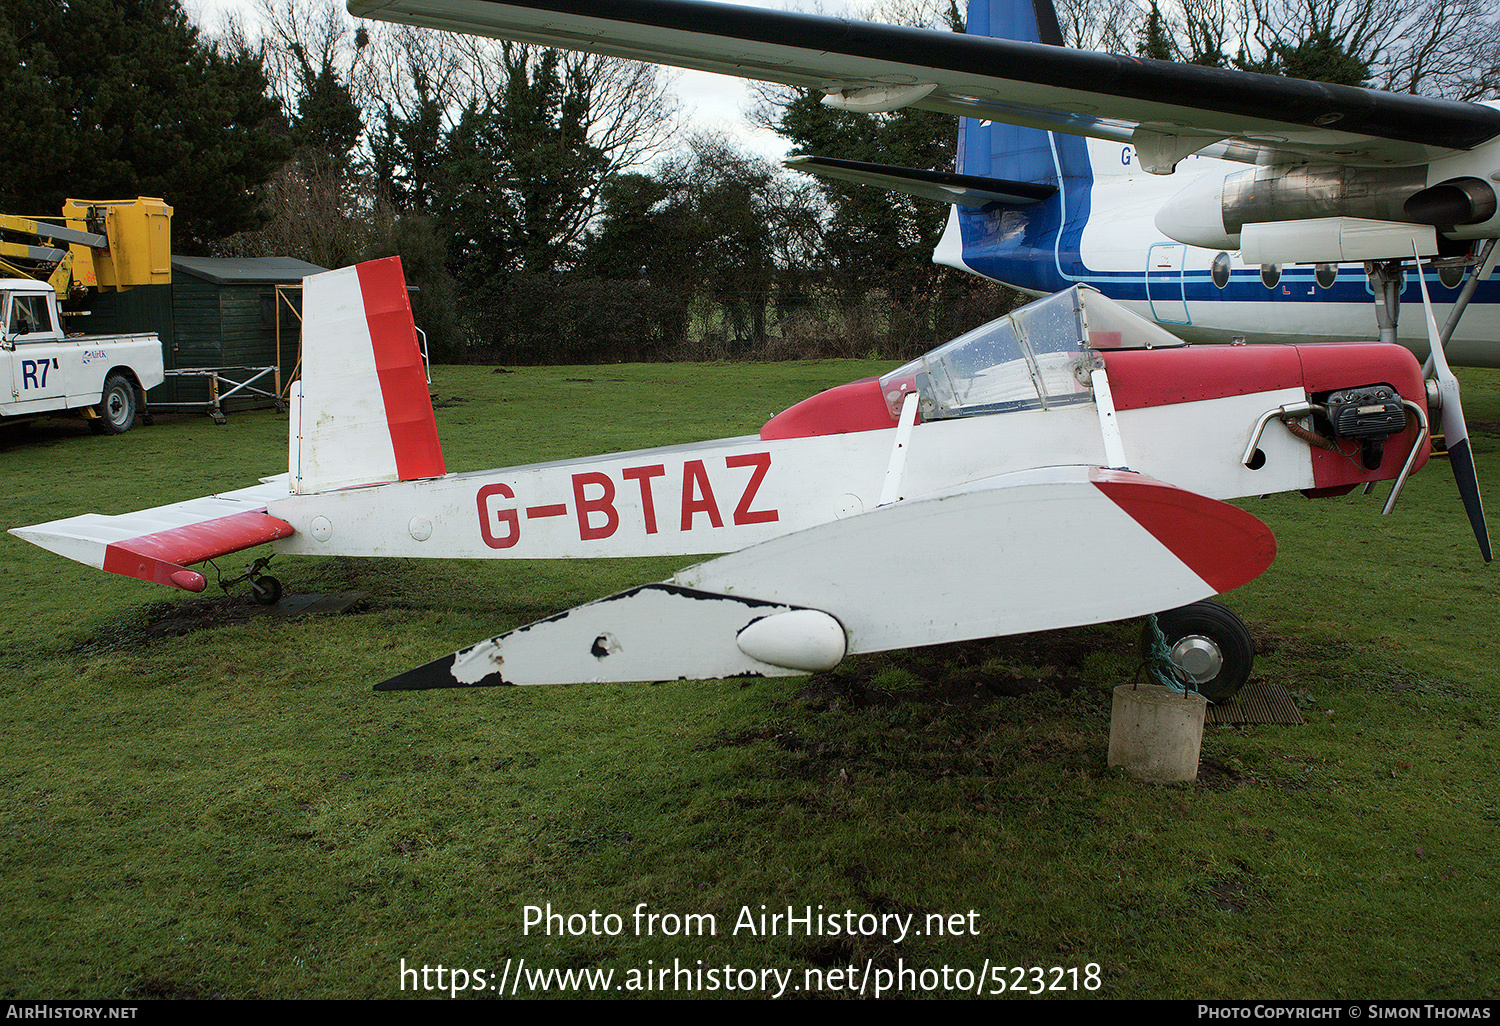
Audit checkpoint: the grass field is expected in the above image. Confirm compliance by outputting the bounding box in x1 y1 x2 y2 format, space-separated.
2 359 1497 1000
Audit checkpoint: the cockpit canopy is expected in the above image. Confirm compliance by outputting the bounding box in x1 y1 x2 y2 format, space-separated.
879 286 1187 420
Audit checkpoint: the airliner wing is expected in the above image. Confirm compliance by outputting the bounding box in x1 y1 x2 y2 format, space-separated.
348 0 1500 168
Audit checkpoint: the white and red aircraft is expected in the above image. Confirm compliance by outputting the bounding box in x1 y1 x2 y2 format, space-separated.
8 256 1484 701
345 0 1500 365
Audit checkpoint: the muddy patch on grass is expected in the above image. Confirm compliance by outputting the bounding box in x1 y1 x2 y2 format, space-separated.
1194 756 1251 791
799 628 1138 709
76 593 368 652
1197 874 1263 913
698 631 1134 786
1249 625 1353 663
75 596 262 652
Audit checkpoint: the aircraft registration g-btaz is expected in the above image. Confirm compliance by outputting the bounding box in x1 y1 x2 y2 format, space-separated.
346 0 1500 365
9 257 1488 701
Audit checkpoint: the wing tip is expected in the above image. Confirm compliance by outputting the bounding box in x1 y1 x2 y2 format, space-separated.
375 653 513 691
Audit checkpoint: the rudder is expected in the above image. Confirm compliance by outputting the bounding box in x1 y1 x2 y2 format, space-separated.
959 0 1069 184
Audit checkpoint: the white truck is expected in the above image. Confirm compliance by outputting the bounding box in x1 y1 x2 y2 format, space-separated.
2 278 164 434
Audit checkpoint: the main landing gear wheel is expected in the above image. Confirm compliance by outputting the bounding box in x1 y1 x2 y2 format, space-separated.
90 373 138 435
1145 600 1254 704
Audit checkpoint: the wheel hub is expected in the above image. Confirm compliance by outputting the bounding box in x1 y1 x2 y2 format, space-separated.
1170 634 1223 684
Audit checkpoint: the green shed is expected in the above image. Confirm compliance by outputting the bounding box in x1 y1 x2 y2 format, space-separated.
78 255 327 416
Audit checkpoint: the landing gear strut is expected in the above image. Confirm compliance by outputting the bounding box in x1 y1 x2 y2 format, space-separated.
1365 238 1497 370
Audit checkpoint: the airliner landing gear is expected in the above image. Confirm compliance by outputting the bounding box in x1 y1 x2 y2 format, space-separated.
1365 238 1497 366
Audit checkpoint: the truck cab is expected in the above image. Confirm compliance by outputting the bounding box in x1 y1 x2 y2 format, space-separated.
2 279 165 434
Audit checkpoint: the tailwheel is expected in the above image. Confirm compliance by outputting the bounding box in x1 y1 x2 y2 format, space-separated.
218 555 283 606
1142 600 1254 704
250 575 282 606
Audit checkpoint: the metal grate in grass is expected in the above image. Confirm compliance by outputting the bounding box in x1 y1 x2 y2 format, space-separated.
1205 684 1304 725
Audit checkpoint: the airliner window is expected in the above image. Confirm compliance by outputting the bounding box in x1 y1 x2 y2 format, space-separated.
1212 252 1231 289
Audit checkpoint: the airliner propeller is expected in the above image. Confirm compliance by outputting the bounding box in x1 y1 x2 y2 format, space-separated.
1414 243 1492 563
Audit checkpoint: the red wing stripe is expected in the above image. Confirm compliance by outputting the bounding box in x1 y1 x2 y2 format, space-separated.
1091 469 1276 594
101 510 295 592
356 258 446 482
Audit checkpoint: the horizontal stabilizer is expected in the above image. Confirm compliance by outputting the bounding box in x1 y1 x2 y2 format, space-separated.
380 467 1275 689
786 156 1057 208
10 478 293 592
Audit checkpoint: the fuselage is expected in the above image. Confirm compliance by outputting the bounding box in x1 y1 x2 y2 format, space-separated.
938 136 1500 367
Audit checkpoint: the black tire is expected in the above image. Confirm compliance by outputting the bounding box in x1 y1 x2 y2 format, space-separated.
250 576 282 606
92 373 138 435
1147 600 1254 704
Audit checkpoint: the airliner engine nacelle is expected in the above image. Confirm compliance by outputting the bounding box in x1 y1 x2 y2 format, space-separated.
1406 177 1499 227
1155 163 1500 262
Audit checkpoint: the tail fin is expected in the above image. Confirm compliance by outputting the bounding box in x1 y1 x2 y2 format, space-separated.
290 258 445 494
958 0 1068 185
938 0 1094 292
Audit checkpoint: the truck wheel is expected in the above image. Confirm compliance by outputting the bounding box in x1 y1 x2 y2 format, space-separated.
1147 600 1254 704
92 374 138 435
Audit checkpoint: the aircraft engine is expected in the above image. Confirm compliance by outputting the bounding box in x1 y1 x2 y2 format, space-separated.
1155 165 1499 261
1404 177 1499 227
1319 384 1408 470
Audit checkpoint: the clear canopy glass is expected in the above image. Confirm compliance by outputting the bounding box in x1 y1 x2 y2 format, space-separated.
878 286 1186 420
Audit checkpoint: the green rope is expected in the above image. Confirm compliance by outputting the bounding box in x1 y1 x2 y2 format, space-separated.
1139 614 1193 694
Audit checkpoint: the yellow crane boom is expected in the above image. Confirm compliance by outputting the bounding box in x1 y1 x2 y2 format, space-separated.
0 197 172 294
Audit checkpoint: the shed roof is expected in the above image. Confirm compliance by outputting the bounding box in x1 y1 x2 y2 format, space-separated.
172 256 328 286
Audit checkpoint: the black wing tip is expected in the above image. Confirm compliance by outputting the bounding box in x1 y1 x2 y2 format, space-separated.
374 653 512 691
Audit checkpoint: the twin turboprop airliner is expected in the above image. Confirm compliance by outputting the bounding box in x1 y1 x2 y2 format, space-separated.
346 0 1500 366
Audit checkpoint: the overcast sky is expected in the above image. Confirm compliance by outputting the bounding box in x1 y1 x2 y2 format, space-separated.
188 0 877 163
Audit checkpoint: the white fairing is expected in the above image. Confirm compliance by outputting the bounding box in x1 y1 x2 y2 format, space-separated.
735 610 847 672
933 205 978 278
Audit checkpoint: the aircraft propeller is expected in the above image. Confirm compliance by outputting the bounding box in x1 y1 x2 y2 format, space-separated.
1414 243 1492 563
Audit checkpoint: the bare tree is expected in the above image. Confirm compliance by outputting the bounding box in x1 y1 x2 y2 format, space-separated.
252 0 371 114
363 23 470 137
1055 0 1146 50
1365 0 1499 99
1054 0 1496 98
445 34 680 177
